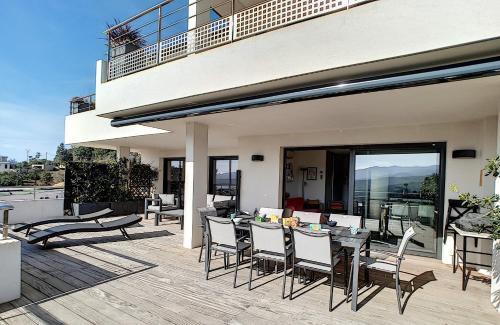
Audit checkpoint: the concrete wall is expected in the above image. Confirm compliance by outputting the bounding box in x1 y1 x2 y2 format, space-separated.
65 110 167 145
95 0 500 117
7 199 64 224
285 150 327 203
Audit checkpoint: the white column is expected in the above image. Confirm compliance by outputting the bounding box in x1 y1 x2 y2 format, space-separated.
116 146 130 160
138 149 163 194
493 104 500 313
183 122 208 249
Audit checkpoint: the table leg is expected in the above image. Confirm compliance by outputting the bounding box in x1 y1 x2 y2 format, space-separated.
181 215 184 230
462 236 467 291
350 247 360 312
452 231 457 273
365 238 370 286
154 213 159 226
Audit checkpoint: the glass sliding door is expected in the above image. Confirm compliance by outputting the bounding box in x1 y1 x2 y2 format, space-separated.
353 146 442 255
163 158 185 207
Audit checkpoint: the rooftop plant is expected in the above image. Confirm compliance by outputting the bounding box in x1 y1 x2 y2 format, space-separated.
107 18 146 48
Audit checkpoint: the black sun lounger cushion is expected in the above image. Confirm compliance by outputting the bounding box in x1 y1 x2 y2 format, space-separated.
27 214 142 245
12 208 114 232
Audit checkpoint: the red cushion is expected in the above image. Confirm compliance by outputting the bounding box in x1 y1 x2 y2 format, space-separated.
285 197 304 211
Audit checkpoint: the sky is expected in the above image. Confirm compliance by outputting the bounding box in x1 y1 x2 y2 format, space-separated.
0 0 161 162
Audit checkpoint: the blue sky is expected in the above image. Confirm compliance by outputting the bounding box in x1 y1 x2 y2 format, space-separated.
0 0 161 161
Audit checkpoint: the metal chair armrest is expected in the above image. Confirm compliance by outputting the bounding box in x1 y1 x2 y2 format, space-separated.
364 248 401 259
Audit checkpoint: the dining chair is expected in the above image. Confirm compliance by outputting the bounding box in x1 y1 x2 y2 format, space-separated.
292 211 322 224
205 216 251 287
289 228 342 311
259 208 284 218
248 221 292 298
329 213 362 292
197 207 218 264
346 227 416 314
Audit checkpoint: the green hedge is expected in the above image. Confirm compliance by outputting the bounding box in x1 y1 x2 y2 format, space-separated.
65 159 158 203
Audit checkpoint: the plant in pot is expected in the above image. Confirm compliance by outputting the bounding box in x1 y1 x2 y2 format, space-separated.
454 156 500 312
107 18 146 59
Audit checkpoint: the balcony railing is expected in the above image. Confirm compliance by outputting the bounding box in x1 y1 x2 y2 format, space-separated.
106 0 375 80
70 94 96 115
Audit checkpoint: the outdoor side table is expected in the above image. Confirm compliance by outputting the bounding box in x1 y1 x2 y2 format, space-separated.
450 224 492 291
154 209 184 229
0 202 21 304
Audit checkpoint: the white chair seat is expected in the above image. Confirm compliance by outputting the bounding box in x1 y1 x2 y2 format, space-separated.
215 242 251 254
295 256 340 273
360 256 397 273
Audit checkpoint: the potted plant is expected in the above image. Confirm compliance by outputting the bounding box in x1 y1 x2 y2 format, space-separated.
455 156 500 312
107 18 146 59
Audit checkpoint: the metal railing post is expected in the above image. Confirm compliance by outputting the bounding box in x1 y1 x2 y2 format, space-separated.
157 5 163 64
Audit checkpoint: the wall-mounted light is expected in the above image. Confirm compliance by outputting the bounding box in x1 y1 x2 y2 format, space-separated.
251 155 264 161
452 150 476 159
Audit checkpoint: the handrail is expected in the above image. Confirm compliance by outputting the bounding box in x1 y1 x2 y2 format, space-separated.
106 0 376 80
70 94 96 115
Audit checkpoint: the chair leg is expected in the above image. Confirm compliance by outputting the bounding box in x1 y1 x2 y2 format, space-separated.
205 246 212 280
198 240 204 263
344 250 348 295
329 267 335 312
282 258 287 299
248 252 254 291
25 226 31 237
289 264 295 300
396 275 403 314
233 252 239 288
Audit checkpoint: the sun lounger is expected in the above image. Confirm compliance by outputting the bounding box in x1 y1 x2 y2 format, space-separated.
27 214 142 248
12 208 114 236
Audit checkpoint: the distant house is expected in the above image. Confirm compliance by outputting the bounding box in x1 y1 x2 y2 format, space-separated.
0 156 13 171
31 164 54 171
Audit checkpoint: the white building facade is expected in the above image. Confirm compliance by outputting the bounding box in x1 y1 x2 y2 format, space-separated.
0 156 12 171
65 0 500 309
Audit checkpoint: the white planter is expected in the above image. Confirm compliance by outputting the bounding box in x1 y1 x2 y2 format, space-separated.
0 238 21 304
492 239 500 313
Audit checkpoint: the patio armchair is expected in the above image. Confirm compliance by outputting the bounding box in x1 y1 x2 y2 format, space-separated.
289 228 343 312
144 193 178 219
248 221 292 298
346 227 416 314
206 194 236 216
205 216 251 287
197 207 218 264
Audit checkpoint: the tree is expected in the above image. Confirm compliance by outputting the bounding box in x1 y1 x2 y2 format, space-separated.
421 174 439 201
72 146 94 162
40 172 54 186
54 143 72 166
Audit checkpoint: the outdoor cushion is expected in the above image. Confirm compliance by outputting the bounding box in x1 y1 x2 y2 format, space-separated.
213 195 233 202
159 194 175 205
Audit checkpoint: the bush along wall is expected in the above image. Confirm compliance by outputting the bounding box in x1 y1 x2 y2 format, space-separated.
64 159 158 215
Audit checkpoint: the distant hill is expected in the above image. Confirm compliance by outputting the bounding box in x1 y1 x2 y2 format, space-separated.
355 165 438 180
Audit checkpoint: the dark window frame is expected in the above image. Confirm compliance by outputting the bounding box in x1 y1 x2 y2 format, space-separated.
209 156 239 196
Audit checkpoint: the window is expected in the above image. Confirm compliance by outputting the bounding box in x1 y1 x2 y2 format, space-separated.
163 158 185 206
209 156 238 196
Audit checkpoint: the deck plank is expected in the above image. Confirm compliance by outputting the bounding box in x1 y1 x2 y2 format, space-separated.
1 217 498 324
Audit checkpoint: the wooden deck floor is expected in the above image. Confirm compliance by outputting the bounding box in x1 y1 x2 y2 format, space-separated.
0 217 498 325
